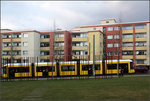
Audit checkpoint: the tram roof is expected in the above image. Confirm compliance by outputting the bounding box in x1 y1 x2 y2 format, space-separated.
3 59 132 67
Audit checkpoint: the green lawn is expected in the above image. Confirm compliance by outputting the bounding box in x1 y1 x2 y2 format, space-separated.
0 76 150 101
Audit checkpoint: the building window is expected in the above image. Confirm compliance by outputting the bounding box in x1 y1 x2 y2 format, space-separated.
2 34 11 38
135 42 146 46
12 42 21 47
72 33 88 38
122 51 133 55
12 51 21 55
54 42 64 47
106 21 109 23
136 50 146 55
107 44 113 48
135 24 146 29
23 33 28 38
114 35 120 39
40 42 49 47
135 60 145 64
114 52 119 56
54 33 64 38
107 27 113 31
40 59 49 62
107 35 113 39
23 51 28 55
72 50 88 55
114 43 119 47
13 59 21 63
2 43 11 47
23 42 28 46
40 34 50 39
122 42 133 47
40 51 49 56
114 26 120 30
122 25 133 30
80 33 88 37
107 52 113 56
123 34 133 38
93 28 96 30
80 51 88 55
2 51 11 55
72 42 88 47
12 33 21 38
135 33 146 38
54 50 64 55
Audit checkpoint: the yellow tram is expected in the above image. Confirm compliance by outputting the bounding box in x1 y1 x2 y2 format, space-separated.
2 59 135 78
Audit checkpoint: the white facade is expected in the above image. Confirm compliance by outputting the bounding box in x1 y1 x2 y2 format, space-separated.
21 32 40 62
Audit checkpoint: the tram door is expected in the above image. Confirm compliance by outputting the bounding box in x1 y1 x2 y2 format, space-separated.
120 63 128 74
88 65 93 76
43 67 48 77
9 68 15 78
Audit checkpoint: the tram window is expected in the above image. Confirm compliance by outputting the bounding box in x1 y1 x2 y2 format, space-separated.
61 65 75 71
95 64 101 70
130 62 134 69
119 63 128 69
82 65 91 71
48 66 55 72
37 66 55 72
61 66 68 71
37 67 43 72
68 66 75 71
107 64 117 69
15 67 29 73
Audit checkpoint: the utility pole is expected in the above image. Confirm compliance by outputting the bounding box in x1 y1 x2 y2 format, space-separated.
89 43 90 61
117 12 122 77
93 35 95 76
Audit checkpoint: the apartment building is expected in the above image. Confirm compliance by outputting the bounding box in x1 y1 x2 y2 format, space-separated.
40 31 72 62
71 31 103 61
0 30 72 64
0 30 40 64
72 19 150 67
0 19 149 68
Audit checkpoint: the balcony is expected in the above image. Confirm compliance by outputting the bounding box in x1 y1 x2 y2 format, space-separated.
2 55 11 59
135 29 146 33
122 47 133 51
2 47 11 51
13 55 21 59
2 39 11 42
135 46 147 50
54 38 64 42
122 55 133 59
12 47 21 50
54 47 64 50
135 38 147 42
72 46 88 50
40 47 50 51
136 55 147 59
12 38 21 42
40 55 49 59
54 55 64 59
72 38 88 42
40 38 49 42
122 38 133 42
72 55 88 59
122 30 133 34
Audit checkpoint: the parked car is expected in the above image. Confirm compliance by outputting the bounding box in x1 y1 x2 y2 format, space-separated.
135 65 149 73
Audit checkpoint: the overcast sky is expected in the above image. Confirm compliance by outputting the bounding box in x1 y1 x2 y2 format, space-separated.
1 1 149 31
